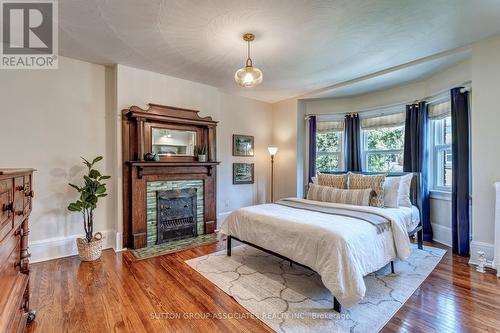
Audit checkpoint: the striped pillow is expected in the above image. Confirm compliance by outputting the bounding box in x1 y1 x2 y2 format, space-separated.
307 184 373 206
317 173 348 189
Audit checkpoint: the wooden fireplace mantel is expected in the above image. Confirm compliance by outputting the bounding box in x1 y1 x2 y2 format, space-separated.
122 103 219 249
127 161 220 179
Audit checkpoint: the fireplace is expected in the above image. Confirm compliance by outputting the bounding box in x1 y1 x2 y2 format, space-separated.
122 103 220 249
156 188 197 244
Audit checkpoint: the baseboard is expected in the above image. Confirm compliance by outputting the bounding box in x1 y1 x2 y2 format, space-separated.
29 230 115 263
469 240 495 266
431 223 452 247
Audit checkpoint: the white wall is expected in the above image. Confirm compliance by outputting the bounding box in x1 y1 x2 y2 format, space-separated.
115 65 273 244
470 34 500 263
271 98 299 199
0 57 116 262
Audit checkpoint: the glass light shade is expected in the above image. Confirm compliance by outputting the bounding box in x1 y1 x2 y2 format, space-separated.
268 146 278 156
234 66 263 87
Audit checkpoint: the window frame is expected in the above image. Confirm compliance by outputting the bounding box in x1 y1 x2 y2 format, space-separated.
361 125 405 173
315 129 344 173
430 116 452 193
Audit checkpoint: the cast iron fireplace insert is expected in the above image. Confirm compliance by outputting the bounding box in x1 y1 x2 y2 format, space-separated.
156 188 197 244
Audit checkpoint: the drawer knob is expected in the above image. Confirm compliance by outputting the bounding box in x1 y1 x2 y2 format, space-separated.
16 210 24 216
15 228 24 237
25 190 34 198
2 202 13 212
16 185 25 191
14 260 21 268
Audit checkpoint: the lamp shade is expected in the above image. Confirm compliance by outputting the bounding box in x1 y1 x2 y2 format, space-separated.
268 146 278 156
234 66 263 88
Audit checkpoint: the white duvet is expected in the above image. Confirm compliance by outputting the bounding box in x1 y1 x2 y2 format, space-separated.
220 198 413 308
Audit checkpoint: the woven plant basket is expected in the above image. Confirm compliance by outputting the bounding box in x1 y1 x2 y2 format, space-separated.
76 232 103 261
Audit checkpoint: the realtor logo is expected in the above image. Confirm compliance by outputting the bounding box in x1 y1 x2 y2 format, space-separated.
1 0 58 69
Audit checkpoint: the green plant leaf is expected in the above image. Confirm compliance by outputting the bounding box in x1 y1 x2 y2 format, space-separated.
97 193 108 197
89 169 101 179
99 175 111 180
92 156 103 164
95 184 106 195
87 195 98 205
68 202 82 212
83 175 93 186
68 183 81 192
81 156 92 168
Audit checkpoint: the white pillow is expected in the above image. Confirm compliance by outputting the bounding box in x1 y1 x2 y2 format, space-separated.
398 174 413 207
311 176 318 184
383 177 401 208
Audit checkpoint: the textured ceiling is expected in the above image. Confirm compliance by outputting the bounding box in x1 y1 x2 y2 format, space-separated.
59 0 500 103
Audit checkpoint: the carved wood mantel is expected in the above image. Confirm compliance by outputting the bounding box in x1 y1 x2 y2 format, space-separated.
122 104 220 249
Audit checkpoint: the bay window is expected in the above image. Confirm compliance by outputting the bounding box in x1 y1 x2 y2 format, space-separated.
361 112 406 172
429 100 452 192
315 120 344 172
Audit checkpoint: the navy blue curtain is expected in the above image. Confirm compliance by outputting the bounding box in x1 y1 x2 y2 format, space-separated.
404 102 432 241
344 114 362 171
451 87 470 256
308 116 317 183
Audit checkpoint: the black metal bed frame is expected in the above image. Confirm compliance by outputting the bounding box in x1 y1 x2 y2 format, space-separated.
225 172 423 313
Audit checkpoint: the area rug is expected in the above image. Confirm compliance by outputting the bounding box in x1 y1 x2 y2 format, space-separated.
130 233 218 260
186 244 446 333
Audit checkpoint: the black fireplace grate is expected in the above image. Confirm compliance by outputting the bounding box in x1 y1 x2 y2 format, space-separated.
156 188 197 244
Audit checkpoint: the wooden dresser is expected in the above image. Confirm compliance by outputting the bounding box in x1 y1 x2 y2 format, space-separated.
0 169 35 332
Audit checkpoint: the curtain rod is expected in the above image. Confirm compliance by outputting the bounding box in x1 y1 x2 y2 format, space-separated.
305 81 471 119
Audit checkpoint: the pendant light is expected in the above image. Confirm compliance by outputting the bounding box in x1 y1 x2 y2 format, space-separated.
234 33 263 88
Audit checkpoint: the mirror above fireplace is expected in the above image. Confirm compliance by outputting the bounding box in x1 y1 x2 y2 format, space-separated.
152 128 196 156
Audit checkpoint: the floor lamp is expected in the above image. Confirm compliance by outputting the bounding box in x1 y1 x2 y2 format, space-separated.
268 147 278 202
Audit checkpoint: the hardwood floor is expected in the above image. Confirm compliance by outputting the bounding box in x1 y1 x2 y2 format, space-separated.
26 241 500 333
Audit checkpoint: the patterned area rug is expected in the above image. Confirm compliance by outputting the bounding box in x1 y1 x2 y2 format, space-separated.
130 233 218 260
186 244 446 333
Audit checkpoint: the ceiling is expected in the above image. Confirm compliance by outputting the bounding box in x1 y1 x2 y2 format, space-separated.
59 0 500 103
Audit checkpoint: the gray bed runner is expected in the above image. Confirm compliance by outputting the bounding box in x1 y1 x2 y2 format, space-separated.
276 198 390 233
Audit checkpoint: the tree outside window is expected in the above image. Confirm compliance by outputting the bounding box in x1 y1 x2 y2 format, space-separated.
316 131 343 172
363 126 405 172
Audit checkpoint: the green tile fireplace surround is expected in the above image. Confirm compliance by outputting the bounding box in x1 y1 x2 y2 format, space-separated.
146 180 205 247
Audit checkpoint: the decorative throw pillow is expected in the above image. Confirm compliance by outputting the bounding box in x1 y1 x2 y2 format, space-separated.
398 173 414 207
348 172 386 207
307 184 372 206
317 173 348 189
383 177 401 208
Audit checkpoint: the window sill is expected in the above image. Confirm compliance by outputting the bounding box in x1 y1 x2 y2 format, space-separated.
430 190 451 201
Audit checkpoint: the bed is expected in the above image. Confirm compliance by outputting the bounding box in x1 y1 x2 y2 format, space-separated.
220 172 423 312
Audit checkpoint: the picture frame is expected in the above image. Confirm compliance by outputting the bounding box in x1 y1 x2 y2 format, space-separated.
233 163 255 184
232 134 254 157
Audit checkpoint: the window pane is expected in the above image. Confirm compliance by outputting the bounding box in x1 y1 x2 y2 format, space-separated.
367 152 404 172
436 147 452 188
316 154 340 172
317 131 342 152
431 115 453 191
444 117 452 145
366 126 405 150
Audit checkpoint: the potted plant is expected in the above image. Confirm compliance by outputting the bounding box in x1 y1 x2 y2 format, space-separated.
195 144 208 162
67 156 110 261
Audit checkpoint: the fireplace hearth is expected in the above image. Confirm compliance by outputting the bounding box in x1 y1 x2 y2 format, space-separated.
157 188 198 244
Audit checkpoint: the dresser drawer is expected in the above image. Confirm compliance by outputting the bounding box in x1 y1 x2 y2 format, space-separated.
0 190 13 242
